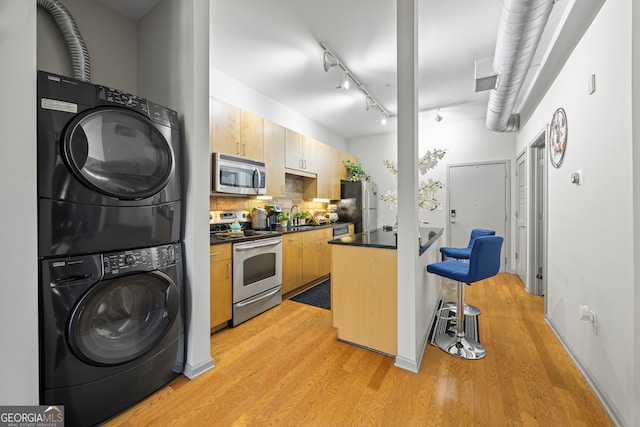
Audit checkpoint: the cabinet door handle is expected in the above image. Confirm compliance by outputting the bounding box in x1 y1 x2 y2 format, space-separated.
299 159 303 168
236 142 240 155
243 143 246 156
226 263 231 278
210 252 220 257
299 246 302 257
303 159 307 169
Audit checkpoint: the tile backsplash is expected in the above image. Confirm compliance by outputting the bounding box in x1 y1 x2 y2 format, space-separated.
210 174 328 214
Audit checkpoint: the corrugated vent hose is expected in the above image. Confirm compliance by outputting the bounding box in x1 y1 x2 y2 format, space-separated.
37 0 91 82
486 0 554 132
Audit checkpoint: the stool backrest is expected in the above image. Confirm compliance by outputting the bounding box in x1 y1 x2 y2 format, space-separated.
467 229 496 248
467 235 503 283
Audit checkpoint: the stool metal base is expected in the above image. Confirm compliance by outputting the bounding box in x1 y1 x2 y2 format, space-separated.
443 301 481 317
434 334 486 360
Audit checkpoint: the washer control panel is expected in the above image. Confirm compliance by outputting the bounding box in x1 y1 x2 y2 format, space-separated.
102 243 182 277
97 85 150 117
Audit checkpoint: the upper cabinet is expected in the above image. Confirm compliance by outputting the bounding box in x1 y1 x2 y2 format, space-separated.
285 129 317 176
263 120 286 197
303 142 353 200
211 99 356 199
211 98 264 161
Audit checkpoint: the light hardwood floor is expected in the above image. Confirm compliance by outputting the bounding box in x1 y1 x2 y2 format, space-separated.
105 273 613 426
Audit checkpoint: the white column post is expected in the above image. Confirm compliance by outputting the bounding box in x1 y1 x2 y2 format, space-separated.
395 0 421 370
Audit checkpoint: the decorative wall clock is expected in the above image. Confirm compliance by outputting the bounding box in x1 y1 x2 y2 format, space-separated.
549 107 568 168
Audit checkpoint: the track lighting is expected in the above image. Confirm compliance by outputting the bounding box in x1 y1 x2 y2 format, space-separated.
434 108 443 122
320 42 390 126
337 72 350 90
323 51 337 72
365 96 377 111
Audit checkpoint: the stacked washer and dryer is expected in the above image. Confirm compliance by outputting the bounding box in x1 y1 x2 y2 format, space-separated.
37 70 185 426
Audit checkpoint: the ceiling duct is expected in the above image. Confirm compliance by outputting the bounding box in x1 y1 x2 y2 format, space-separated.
486 0 554 132
37 0 91 82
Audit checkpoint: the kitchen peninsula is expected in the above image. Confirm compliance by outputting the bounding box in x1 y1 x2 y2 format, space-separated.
329 226 443 356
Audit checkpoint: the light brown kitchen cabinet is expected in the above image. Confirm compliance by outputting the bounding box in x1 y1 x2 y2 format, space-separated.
263 120 286 197
285 129 317 175
211 98 240 156
240 110 264 160
304 143 350 200
210 244 232 331
282 234 303 294
282 228 333 295
211 98 264 161
301 228 333 285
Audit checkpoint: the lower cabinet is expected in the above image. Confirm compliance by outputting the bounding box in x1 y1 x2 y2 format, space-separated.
302 228 332 284
210 243 232 331
282 234 303 294
282 228 333 295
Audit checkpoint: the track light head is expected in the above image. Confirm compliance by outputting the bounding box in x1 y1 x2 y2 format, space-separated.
337 72 350 90
377 113 388 126
434 109 443 122
323 51 337 72
365 96 377 111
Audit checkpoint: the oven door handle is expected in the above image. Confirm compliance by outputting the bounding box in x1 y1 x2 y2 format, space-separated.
235 285 282 308
235 239 281 250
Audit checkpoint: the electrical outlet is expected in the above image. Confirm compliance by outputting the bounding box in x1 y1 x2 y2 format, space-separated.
579 305 598 334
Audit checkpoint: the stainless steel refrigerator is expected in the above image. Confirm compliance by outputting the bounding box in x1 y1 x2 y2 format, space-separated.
337 180 378 233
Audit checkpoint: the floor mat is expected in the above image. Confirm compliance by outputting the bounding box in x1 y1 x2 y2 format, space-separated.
428 299 480 345
290 279 330 310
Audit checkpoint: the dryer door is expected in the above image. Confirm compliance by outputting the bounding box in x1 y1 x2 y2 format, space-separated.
68 271 180 366
62 106 174 200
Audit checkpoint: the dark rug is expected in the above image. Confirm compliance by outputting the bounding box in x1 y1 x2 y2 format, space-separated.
428 299 480 345
290 279 330 310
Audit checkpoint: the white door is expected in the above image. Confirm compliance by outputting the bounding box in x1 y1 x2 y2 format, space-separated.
515 155 527 284
447 162 509 271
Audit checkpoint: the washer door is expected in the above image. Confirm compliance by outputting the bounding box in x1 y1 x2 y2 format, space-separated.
62 107 174 200
68 271 180 366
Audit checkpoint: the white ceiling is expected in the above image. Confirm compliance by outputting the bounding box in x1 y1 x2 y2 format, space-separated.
100 0 573 140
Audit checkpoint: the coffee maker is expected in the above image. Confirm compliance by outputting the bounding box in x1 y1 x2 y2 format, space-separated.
265 205 282 229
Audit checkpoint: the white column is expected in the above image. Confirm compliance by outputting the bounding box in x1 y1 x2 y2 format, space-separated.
631 0 640 423
394 0 421 371
0 0 39 404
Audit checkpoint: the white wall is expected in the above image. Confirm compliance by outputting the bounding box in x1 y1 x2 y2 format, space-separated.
0 0 39 405
138 0 214 378
350 117 516 244
517 0 633 424
37 0 137 92
210 68 347 152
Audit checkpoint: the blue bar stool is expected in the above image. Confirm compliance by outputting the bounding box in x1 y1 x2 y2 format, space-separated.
427 235 503 359
439 229 495 316
440 229 496 260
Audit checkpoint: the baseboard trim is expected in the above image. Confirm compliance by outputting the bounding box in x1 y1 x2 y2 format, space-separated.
394 355 419 373
183 357 215 379
545 315 625 427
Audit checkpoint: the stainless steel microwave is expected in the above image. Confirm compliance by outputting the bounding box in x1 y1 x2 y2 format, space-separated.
212 153 266 195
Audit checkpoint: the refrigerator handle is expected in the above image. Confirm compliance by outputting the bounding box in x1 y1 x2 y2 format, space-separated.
364 189 369 231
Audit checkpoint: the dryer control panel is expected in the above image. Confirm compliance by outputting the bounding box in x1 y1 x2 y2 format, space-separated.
102 243 182 277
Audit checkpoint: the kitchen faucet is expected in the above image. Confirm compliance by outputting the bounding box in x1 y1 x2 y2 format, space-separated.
290 204 299 225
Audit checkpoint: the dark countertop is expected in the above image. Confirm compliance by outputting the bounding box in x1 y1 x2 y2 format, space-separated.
209 222 352 245
328 226 443 255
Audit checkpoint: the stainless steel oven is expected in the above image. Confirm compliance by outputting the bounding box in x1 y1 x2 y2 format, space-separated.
232 237 282 326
